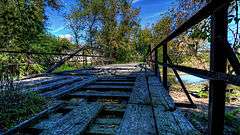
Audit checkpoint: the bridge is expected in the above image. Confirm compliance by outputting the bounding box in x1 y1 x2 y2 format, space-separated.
2 0 238 135
5 64 199 135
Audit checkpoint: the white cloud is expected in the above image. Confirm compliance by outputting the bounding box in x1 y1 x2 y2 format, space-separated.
132 0 142 4
59 34 73 42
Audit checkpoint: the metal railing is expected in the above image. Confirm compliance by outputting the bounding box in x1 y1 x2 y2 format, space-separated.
146 0 239 135
0 46 109 77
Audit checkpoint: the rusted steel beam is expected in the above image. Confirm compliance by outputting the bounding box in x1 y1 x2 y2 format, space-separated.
167 55 195 107
0 50 104 57
46 47 85 73
149 45 154 70
224 43 240 75
208 0 228 134
45 46 106 73
162 43 168 90
151 45 160 77
150 60 240 86
149 0 232 55
151 45 154 70
155 49 161 81
175 103 196 108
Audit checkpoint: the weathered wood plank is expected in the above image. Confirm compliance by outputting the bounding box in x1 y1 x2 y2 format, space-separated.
148 76 175 111
116 104 156 135
64 103 126 113
93 81 134 86
32 77 82 93
83 85 133 90
16 76 51 85
59 69 101 75
39 102 102 135
86 123 118 135
173 110 200 135
98 71 145 76
21 76 71 88
153 106 199 135
129 75 150 104
33 113 63 130
97 77 135 82
103 104 127 112
69 91 131 98
94 118 122 125
5 102 63 135
41 77 96 97
154 106 181 135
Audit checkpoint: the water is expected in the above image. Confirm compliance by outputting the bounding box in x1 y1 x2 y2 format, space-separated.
176 74 207 84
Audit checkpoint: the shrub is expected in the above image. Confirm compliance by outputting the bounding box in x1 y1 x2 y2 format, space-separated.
0 74 48 129
225 108 240 125
54 64 79 73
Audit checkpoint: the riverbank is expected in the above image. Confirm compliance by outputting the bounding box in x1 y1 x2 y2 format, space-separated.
170 88 240 134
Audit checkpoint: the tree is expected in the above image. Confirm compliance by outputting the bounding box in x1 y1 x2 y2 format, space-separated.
0 0 80 76
162 0 208 67
67 0 140 62
0 0 60 50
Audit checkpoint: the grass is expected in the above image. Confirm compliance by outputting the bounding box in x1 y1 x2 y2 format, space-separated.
53 63 94 73
185 108 240 134
170 80 240 101
54 64 79 73
225 108 240 124
224 108 240 134
0 75 49 131
170 79 240 134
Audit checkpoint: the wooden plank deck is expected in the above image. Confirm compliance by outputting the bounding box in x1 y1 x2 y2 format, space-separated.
116 104 157 135
129 75 151 104
40 77 96 97
69 91 131 98
6 64 199 135
148 76 175 111
92 81 135 86
38 102 102 135
154 107 199 135
20 76 71 88
83 85 133 90
32 77 82 93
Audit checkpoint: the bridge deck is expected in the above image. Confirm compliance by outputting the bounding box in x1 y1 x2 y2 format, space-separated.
6 64 199 135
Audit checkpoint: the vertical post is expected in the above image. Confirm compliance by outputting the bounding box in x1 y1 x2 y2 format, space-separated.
150 44 155 71
163 42 168 90
208 1 228 135
147 45 151 68
154 48 160 78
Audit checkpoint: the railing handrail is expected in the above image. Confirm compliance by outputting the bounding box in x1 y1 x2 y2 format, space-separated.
146 1 238 135
0 50 104 57
147 0 232 56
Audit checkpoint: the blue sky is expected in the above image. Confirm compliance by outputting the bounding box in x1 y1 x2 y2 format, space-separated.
46 0 175 37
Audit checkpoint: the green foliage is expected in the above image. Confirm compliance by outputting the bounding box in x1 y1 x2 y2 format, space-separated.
67 0 140 63
0 0 73 76
54 64 78 73
0 77 49 129
153 16 172 43
0 91 48 128
196 90 208 98
0 32 76 76
236 126 240 135
191 111 208 122
224 108 240 131
0 0 44 50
